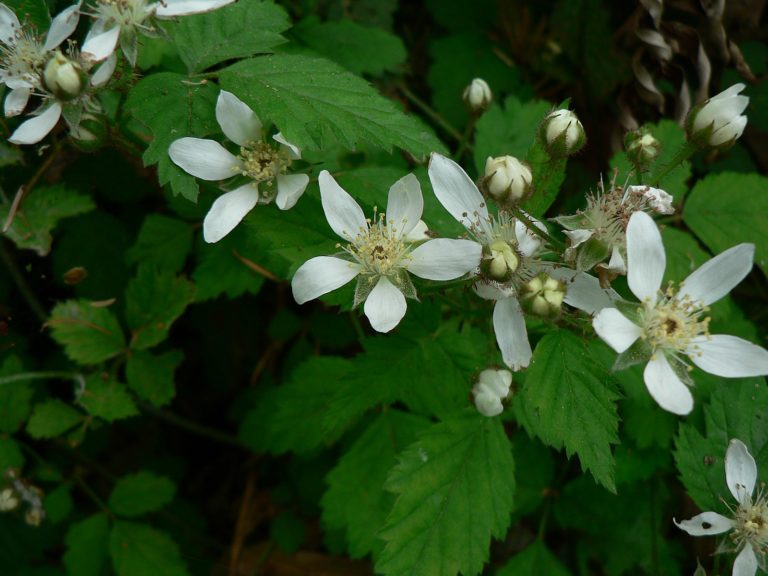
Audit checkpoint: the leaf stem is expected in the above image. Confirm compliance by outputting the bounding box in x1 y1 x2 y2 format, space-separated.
0 240 48 323
0 371 83 387
507 206 565 253
397 83 463 143
139 401 245 448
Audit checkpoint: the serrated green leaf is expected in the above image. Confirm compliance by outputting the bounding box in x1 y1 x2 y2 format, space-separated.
64 513 110 576
110 521 189 576
0 437 25 473
0 355 33 433
0 185 95 256
43 484 73 524
109 471 176 518
683 172 768 275
126 215 193 274
377 413 515 576
611 120 691 200
168 1 290 73
125 349 183 407
322 410 429 559
80 375 138 422
48 300 126 364
497 540 572 576
294 18 406 76
219 54 446 157
125 265 195 350
675 378 768 513
514 330 620 492
27 399 84 439
124 73 219 201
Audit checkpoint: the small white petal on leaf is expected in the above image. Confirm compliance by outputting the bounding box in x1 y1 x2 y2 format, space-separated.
407 239 481 281
364 276 407 333
386 173 423 239
168 138 239 181
318 170 367 242
291 256 360 305
203 184 259 243
593 308 642 353
9 103 62 145
673 511 734 536
276 174 309 211
725 439 757 504
215 90 262 146
678 243 754 306
643 354 693 415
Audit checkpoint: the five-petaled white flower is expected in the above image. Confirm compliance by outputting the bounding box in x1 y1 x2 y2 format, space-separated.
81 0 236 66
291 170 481 333
428 152 613 370
593 211 768 415
0 2 80 117
675 439 768 576
169 90 309 243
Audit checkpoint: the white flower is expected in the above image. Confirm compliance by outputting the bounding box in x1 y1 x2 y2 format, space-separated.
168 90 309 243
688 83 749 148
291 170 481 333
462 78 492 112
473 368 512 417
675 439 767 576
483 155 532 204
428 153 612 369
541 109 585 156
0 2 81 116
81 0 236 66
592 211 768 415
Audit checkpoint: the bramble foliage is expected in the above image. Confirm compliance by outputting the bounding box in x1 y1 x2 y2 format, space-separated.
0 1 767 576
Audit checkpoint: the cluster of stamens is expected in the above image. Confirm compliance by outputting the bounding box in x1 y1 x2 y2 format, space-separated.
93 0 154 31
0 25 46 84
236 141 288 185
340 209 410 278
730 484 768 556
640 283 711 355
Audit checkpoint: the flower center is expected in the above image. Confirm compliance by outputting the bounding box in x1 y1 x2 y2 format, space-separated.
237 141 288 184
0 26 46 83
732 489 768 554
341 209 410 278
640 284 710 354
95 0 153 30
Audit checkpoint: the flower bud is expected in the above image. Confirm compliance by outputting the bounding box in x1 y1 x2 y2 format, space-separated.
625 129 661 166
43 51 85 100
0 488 19 512
687 83 749 148
481 239 519 282
472 368 512 417
25 506 44 527
482 155 532 205
540 109 586 157
462 78 492 113
520 273 566 318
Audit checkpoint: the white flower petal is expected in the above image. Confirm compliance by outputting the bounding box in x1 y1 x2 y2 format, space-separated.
291 256 360 305
643 354 694 415
404 220 429 241
548 268 617 314
215 90 261 147
593 308 642 352
473 282 515 301
673 512 734 536
515 218 545 257
273 132 301 159
427 152 490 235
44 2 81 51
726 439 757 503
477 369 512 397
275 173 309 210
407 238 481 280
364 276 407 333
81 24 121 63
626 211 665 302
203 184 259 243
318 170 366 242
9 102 62 145
733 543 758 576
473 391 503 417
90 53 117 87
0 4 20 44
168 137 239 180
493 298 531 371
604 245 627 274
4 87 30 117
678 243 754 306
688 335 768 378
154 0 236 17
564 228 593 248
712 114 747 145
386 173 423 239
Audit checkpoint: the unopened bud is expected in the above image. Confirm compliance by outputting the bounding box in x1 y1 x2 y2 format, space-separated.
540 109 586 157
25 506 44 527
463 78 492 113
472 368 512 417
0 488 19 511
687 83 749 148
521 273 566 318
483 155 532 205
481 239 519 282
43 51 85 100
625 130 661 166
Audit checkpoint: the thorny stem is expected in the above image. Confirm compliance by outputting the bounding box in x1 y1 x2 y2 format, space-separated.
649 142 698 188
0 240 48 323
397 82 464 143
507 205 566 253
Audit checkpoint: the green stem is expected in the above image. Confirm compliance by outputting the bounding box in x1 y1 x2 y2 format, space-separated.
507 206 565 253
398 83 463 143
0 371 82 387
453 116 476 161
0 240 48 323
649 142 698 187
419 276 475 294
139 402 245 448
348 311 367 342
